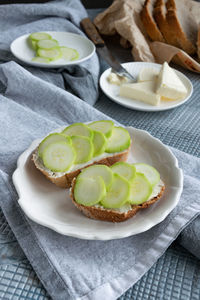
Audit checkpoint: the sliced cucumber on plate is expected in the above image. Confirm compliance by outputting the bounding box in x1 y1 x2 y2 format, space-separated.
78 165 113 190
42 141 76 172
111 162 136 181
101 173 130 208
60 46 79 61
37 39 59 49
37 47 62 61
38 133 71 158
133 163 160 187
106 126 131 153
88 120 114 138
129 173 152 205
29 32 52 41
74 176 106 206
92 130 107 157
62 123 93 139
71 135 93 164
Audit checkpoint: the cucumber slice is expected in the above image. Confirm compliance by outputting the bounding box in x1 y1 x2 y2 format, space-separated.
134 163 160 187
111 162 136 181
37 39 59 49
37 47 62 61
101 173 130 208
106 126 131 153
42 141 75 172
29 32 52 41
71 135 93 164
32 57 50 63
74 176 106 206
62 123 93 139
78 165 113 189
92 130 107 157
38 133 71 158
60 46 79 61
129 173 152 205
30 40 37 50
88 120 114 138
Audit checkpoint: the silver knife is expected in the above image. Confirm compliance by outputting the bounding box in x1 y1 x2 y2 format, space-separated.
80 18 135 82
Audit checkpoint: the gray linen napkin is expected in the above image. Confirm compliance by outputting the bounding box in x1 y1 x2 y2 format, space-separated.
0 61 200 300
0 0 100 105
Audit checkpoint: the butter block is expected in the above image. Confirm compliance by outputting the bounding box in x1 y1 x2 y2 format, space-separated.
107 72 129 85
119 81 160 106
138 68 159 82
156 62 187 100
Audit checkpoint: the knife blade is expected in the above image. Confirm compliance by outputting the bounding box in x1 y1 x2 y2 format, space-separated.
80 18 135 82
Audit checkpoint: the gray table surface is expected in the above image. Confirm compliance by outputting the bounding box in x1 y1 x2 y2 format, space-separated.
1 6 200 300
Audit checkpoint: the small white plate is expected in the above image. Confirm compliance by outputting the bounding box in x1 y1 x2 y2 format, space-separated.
10 31 95 68
100 62 193 112
12 126 183 240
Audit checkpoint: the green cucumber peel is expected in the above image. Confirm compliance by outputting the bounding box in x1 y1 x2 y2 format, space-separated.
42 140 76 172
101 173 130 209
88 120 114 138
133 163 160 187
62 123 93 139
128 173 152 205
71 135 93 164
38 133 71 158
106 126 131 153
111 162 136 182
74 176 106 206
78 164 113 190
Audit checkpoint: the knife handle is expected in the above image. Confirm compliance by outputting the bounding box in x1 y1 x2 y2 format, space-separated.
80 18 105 47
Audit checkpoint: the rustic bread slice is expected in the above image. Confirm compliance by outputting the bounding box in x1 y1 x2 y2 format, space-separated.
141 0 165 42
32 147 130 188
153 0 180 47
70 178 165 223
166 0 197 55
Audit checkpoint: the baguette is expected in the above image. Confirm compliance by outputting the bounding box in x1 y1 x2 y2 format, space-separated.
32 147 130 188
166 0 197 55
70 177 165 223
141 0 165 42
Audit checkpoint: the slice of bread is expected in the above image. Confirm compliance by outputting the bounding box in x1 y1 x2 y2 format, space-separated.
153 0 180 47
70 178 165 222
141 0 165 42
32 147 130 188
166 0 197 55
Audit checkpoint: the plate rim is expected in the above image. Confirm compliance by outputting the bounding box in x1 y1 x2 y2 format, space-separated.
12 126 183 240
10 31 96 68
99 62 193 112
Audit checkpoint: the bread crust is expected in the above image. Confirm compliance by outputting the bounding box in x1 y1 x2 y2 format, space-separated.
70 179 165 223
141 0 165 42
32 147 130 188
197 24 200 60
166 0 196 55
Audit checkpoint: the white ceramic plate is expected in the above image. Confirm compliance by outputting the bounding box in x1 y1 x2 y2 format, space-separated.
100 62 193 112
10 31 95 68
12 126 183 240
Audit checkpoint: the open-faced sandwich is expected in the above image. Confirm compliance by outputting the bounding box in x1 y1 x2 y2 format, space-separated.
70 162 165 222
32 120 131 188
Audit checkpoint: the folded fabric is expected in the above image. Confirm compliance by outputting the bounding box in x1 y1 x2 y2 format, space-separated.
0 61 200 300
0 0 100 105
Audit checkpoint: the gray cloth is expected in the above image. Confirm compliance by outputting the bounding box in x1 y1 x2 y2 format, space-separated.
0 60 200 300
0 0 100 105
